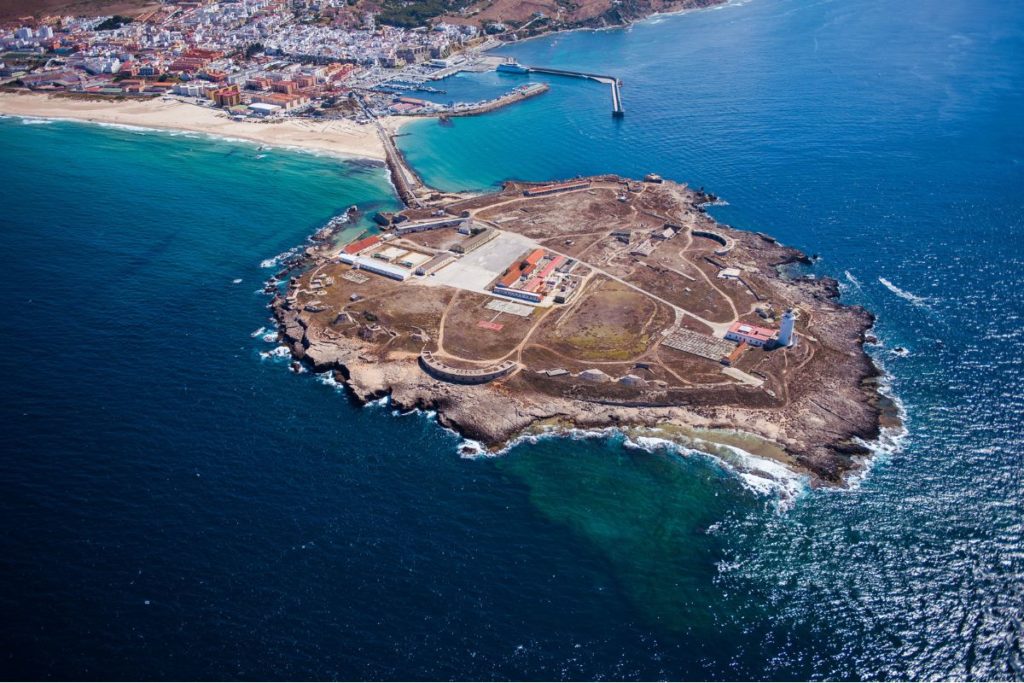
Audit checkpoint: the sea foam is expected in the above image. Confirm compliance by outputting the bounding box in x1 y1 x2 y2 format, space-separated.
259 346 291 361
879 277 935 308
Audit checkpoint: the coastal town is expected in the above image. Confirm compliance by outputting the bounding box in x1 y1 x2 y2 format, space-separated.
0 0 512 120
0 0 674 121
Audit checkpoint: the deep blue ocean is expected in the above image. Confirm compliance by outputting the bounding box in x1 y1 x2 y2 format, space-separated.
2 0 1022 679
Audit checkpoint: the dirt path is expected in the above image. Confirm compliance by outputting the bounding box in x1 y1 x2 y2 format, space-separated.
432 289 459 357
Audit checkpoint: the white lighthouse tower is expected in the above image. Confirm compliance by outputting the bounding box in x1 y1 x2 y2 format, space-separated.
777 309 796 347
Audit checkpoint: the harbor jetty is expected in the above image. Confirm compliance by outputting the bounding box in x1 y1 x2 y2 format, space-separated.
498 59 624 116
447 83 549 117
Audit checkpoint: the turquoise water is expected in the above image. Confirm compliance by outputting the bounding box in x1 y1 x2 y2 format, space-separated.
2 0 1023 678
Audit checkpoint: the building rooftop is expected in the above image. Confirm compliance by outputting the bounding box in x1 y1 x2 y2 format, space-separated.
728 321 776 342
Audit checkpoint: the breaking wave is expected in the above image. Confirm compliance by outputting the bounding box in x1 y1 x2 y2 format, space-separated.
624 434 807 506
463 426 808 508
316 371 346 389
260 248 298 269
259 346 291 361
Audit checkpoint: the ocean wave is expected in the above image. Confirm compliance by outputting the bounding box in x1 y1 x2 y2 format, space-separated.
250 326 267 338
260 248 297 269
20 117 54 125
461 424 807 508
262 332 278 343
315 371 347 389
389 405 438 420
844 270 861 289
624 434 807 505
259 345 291 361
93 121 159 134
457 438 486 456
878 277 936 308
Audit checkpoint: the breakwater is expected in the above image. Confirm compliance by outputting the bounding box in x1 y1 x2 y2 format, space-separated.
446 82 550 117
526 66 624 116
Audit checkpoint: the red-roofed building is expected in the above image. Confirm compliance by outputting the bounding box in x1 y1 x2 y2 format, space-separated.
523 249 544 267
537 255 565 280
202 69 228 83
725 322 777 347
343 235 381 255
499 269 521 288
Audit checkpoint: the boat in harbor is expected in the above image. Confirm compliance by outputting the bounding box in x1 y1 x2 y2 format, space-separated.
497 58 530 74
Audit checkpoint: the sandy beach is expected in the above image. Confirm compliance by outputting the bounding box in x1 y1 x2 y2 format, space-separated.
0 91 386 160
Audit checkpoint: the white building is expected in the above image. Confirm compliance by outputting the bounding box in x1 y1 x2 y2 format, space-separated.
248 102 281 117
778 309 796 347
172 81 207 97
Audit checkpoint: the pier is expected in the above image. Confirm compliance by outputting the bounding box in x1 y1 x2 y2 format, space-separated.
513 65 624 117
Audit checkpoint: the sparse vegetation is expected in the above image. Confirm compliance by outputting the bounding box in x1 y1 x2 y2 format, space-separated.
375 0 474 28
95 14 133 30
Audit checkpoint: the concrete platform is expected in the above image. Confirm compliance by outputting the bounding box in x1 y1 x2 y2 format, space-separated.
416 230 537 295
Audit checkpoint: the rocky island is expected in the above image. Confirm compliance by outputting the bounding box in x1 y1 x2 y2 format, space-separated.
271 174 896 487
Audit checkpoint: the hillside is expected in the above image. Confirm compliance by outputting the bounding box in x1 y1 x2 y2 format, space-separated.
0 0 158 21
438 0 723 33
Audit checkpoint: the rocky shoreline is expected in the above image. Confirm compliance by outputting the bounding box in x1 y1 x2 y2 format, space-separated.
265 176 896 487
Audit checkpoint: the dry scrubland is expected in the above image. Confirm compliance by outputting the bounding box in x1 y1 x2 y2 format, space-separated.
274 175 892 485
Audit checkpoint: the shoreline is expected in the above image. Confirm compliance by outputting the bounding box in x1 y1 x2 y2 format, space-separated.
268 174 896 489
0 91 387 162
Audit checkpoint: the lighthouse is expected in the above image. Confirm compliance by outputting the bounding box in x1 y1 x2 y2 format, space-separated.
778 309 796 347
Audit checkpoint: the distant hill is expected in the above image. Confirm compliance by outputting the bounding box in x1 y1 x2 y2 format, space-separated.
435 0 722 33
362 0 722 31
0 0 719 35
0 0 159 21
